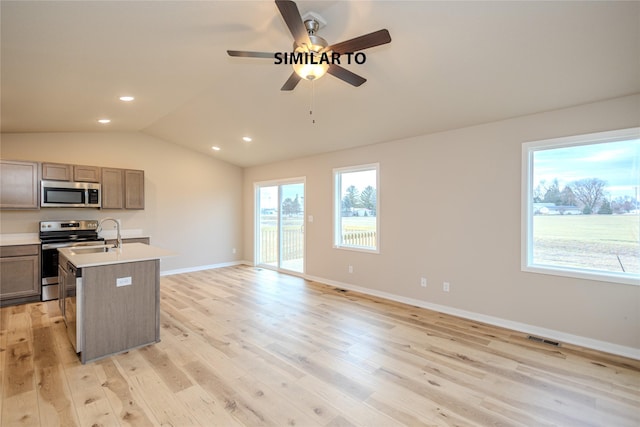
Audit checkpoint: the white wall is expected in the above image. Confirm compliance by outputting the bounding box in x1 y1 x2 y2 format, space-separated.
0 131 243 272
243 94 640 356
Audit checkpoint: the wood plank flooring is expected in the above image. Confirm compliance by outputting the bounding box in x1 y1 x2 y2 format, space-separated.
1 265 639 426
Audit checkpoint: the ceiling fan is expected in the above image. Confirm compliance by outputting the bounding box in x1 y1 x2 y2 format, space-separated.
227 0 391 91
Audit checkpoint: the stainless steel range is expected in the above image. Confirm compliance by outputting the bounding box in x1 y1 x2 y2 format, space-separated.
39 220 105 301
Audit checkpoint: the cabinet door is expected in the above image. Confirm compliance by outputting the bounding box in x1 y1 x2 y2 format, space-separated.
58 264 66 315
101 168 124 209
42 162 72 181
0 160 39 209
125 170 145 209
0 255 40 300
73 165 101 182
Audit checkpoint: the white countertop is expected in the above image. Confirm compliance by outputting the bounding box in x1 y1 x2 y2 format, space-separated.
0 233 40 246
59 243 175 268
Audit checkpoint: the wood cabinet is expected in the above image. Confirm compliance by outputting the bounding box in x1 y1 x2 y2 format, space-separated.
0 244 41 305
42 162 100 182
125 169 145 209
101 168 145 210
0 160 39 209
73 165 101 182
42 162 72 181
2 159 142 210
101 168 124 209
80 259 160 363
58 253 73 315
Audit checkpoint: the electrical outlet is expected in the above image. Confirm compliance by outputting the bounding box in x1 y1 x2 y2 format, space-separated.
232 248 236 254
443 282 450 292
117 276 132 287
420 277 427 287
348 265 353 273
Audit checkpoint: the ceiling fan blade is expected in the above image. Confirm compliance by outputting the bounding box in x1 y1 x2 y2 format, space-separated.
327 29 391 54
275 0 311 48
281 72 302 91
227 50 276 59
327 64 366 87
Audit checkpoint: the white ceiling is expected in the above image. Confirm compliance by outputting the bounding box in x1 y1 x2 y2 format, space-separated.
2 1 639 167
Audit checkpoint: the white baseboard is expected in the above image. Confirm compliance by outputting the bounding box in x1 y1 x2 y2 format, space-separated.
304 274 640 360
160 260 248 277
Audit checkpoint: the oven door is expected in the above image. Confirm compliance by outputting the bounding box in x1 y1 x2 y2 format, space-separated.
41 240 105 301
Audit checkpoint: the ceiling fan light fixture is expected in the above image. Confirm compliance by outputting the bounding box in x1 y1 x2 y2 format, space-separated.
292 51 329 81
292 20 330 81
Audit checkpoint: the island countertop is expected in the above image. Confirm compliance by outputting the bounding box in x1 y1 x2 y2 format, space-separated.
59 242 175 268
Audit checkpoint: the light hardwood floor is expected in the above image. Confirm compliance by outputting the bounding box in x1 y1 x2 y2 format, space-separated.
1 265 639 426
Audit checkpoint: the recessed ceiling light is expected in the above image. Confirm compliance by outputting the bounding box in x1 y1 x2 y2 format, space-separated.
211 146 221 151
97 119 111 124
242 136 252 142
119 96 135 102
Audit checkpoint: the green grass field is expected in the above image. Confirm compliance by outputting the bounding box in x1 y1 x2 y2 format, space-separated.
533 214 639 274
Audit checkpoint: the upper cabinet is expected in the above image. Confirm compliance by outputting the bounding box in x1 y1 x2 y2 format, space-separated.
101 168 124 209
1 159 143 211
0 160 39 209
41 162 71 181
42 162 100 182
102 168 144 210
125 169 145 210
74 165 101 182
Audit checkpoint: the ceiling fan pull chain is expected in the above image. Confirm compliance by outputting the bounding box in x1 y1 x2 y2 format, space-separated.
310 81 316 124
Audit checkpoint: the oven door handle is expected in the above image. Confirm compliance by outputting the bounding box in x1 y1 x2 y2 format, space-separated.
42 240 105 250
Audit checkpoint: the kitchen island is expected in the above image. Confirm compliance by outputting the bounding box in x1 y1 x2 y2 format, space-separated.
58 243 174 364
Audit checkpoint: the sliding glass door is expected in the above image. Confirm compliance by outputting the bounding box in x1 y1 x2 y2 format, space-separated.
256 179 305 273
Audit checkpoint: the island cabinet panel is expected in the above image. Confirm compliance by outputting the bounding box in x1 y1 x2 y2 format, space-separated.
0 160 39 209
42 162 72 181
101 168 124 209
73 164 101 182
81 259 159 363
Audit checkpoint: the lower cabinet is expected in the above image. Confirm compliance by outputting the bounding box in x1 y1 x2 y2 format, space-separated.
0 244 41 305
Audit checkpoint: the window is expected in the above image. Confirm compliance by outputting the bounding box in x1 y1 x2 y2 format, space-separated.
522 128 640 285
334 163 379 252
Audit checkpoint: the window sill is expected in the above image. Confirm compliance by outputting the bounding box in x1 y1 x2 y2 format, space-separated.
522 264 639 286
333 245 379 254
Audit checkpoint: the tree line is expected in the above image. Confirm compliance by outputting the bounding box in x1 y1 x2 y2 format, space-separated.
342 185 377 215
534 178 638 214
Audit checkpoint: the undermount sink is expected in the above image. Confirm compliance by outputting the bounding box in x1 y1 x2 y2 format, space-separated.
69 245 115 255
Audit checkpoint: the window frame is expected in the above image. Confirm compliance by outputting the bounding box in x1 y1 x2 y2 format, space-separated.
521 127 640 286
333 163 380 253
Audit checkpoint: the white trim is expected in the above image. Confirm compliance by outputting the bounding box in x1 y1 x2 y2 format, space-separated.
521 127 640 286
254 177 307 273
305 273 640 360
333 162 380 253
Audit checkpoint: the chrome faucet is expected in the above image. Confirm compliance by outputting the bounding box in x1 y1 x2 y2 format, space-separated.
97 217 122 249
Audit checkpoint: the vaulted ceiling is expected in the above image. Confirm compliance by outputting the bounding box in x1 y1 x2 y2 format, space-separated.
2 1 639 167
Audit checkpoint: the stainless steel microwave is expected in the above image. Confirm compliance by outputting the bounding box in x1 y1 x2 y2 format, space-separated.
41 180 101 208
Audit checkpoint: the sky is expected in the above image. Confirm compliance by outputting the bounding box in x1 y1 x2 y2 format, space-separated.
259 182 304 210
533 138 640 200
